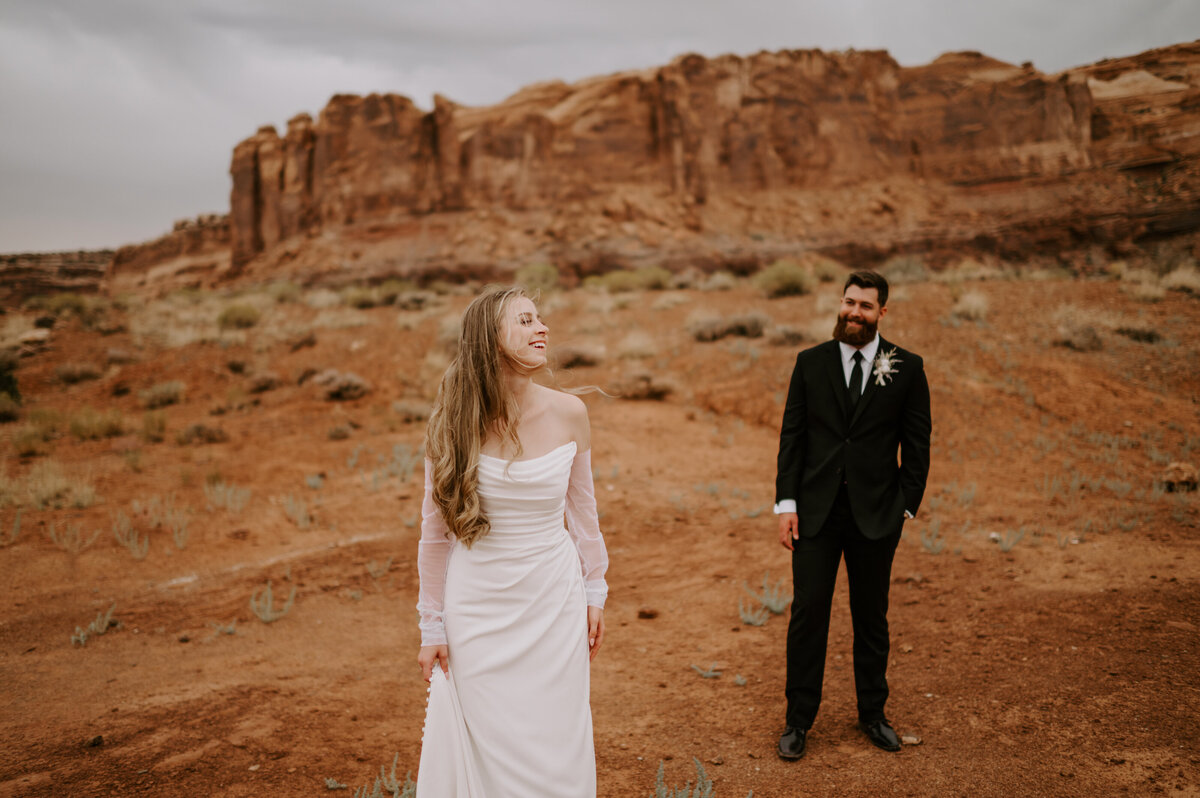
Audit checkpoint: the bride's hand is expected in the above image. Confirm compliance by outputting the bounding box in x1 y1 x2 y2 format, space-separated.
418 645 449 682
587 606 605 661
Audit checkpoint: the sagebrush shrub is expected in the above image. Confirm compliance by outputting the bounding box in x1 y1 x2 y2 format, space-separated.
56 362 102 385
217 303 260 330
515 262 560 293
68 408 125 440
140 380 184 409
755 259 815 299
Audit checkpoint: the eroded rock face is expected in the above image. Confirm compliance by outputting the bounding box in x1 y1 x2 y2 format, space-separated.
0 250 113 305
219 42 1200 278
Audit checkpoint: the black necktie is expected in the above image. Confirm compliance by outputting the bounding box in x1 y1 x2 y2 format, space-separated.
847 351 863 410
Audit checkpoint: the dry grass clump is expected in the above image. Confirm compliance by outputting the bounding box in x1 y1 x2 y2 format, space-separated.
553 344 605 369
25 293 115 331
1124 281 1167 303
12 408 62 456
55 362 102 385
651 292 689 311
312 370 371 401
1052 305 1104 352
175 423 228 445
515 262 560 294
1162 266 1200 296
392 399 430 424
688 310 769 342
304 288 343 309
754 259 815 299
617 331 658 360
699 271 739 291
217 303 261 330
142 411 166 443
939 257 1005 283
13 423 51 457
68 408 125 440
950 290 989 322
266 280 303 304
584 267 673 293
794 253 846 284
766 325 810 347
880 254 929 285
615 370 675 401
140 380 185 409
26 460 97 509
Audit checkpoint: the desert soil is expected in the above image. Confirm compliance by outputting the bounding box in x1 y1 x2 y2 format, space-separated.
1 277 1198 797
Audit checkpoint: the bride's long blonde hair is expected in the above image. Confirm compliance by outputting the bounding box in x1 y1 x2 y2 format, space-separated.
425 286 532 547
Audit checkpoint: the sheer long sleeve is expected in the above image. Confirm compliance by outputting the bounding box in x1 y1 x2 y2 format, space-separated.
564 448 609 608
416 459 454 646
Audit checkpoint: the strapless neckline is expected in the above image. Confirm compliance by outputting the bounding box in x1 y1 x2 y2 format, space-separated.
478 440 577 464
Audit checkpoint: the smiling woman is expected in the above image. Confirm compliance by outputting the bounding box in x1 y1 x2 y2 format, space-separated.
413 284 609 797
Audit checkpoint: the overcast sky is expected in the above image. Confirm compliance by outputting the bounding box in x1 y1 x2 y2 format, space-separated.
0 1 1195 253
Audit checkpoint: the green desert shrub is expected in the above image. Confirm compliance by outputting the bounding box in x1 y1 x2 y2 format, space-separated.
806 254 846 283
584 266 673 293
217 303 260 330
341 286 379 309
515 261 560 294
880 254 929 285
377 279 416 305
755 259 815 299
26 293 114 330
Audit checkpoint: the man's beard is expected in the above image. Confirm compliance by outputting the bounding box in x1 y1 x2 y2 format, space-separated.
832 314 877 347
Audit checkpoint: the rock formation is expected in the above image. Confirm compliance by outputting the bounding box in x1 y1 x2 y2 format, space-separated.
221 41 1200 281
0 250 112 305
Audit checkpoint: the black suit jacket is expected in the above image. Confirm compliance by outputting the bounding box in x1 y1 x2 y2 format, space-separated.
775 337 931 540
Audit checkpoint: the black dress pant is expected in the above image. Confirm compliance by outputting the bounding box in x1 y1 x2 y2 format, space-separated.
785 484 900 730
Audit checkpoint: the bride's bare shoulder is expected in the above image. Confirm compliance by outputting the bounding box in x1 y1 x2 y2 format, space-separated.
536 386 589 442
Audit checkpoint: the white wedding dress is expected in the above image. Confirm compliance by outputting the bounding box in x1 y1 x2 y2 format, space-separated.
415 441 608 798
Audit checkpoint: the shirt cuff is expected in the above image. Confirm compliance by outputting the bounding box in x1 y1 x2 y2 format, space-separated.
774 500 797 515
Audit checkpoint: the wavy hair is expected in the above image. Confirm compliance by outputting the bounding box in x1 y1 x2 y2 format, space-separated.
425 286 533 547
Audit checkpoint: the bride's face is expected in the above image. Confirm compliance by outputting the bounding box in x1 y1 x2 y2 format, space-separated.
499 296 549 370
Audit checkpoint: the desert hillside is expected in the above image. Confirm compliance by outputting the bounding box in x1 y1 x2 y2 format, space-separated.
1 258 1198 796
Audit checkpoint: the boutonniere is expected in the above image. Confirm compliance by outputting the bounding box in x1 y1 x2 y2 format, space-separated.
872 347 902 386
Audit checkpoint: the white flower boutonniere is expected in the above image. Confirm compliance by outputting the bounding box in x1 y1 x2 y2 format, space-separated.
872 347 902 386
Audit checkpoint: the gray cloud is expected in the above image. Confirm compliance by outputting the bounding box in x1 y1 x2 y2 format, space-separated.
0 0 1195 251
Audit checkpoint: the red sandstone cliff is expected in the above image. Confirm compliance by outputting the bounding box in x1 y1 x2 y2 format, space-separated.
219 41 1200 281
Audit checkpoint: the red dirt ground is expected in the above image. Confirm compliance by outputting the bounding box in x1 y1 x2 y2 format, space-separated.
2 277 1198 797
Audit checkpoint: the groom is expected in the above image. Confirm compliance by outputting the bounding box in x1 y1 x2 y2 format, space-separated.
773 270 931 760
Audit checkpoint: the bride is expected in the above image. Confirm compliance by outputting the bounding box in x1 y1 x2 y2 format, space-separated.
415 285 609 797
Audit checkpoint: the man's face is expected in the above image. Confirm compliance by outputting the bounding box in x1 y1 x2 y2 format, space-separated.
832 284 887 347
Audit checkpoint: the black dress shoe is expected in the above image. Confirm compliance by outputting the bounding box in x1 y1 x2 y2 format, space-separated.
777 726 807 760
858 718 901 752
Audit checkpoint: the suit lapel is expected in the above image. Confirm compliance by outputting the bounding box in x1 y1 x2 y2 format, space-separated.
848 337 887 427
823 341 850 425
